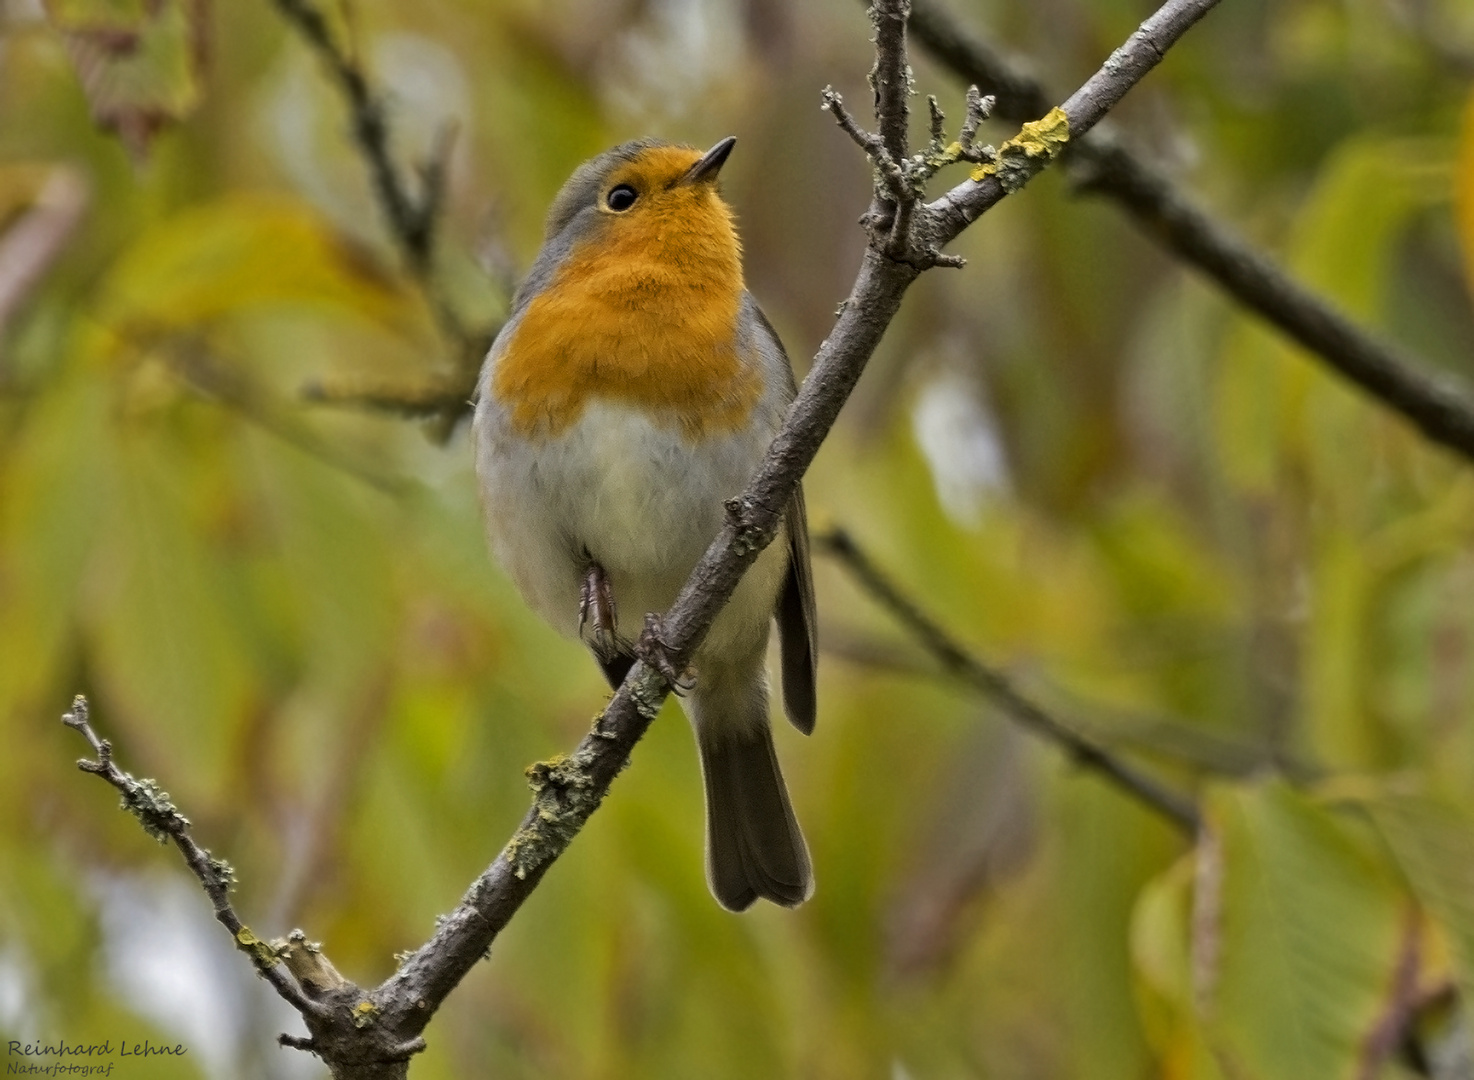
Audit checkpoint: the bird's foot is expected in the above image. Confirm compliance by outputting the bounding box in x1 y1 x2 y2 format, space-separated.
636 613 694 696
578 562 625 662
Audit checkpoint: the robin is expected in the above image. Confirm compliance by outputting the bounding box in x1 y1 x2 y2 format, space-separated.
472 137 817 911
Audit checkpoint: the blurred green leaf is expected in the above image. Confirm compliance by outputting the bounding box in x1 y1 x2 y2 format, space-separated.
1367 793 1474 1045
1198 779 1413 1080
93 194 434 343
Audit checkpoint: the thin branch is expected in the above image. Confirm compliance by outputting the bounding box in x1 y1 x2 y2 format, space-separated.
61 697 323 1018
908 0 1474 465
926 0 1224 237
300 377 475 422
163 336 414 497
820 627 1292 779
814 529 1201 833
870 0 913 168
269 0 497 432
1080 136 1474 460
269 0 439 277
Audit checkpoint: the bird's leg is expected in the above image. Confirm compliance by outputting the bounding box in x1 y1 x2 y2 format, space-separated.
635 612 695 696
579 561 622 661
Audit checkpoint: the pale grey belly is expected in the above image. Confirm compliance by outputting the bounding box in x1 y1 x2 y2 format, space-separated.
474 398 782 647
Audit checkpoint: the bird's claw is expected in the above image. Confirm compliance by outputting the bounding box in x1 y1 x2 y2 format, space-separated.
635 614 694 696
578 562 624 661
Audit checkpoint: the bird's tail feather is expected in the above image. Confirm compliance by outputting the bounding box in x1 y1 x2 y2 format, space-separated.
693 681 813 911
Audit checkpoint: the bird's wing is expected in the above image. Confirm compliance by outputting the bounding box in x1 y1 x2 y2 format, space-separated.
748 299 818 735
778 486 818 734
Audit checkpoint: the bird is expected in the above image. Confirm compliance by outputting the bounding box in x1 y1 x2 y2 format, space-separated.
472 136 817 911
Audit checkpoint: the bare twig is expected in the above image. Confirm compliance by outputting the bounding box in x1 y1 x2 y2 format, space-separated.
908 0 1474 465
269 0 497 434
821 626 1298 778
814 528 1201 833
269 0 439 277
61 697 323 1018
299 377 475 422
927 0 1224 237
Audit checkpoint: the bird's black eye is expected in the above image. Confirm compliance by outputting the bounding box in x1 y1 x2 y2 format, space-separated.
606 184 638 212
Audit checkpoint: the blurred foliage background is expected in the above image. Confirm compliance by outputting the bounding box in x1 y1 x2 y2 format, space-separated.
3 0 1474 1076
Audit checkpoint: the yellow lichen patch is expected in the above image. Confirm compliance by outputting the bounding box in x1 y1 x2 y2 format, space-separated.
491 145 762 442
972 106 1071 192
234 927 281 968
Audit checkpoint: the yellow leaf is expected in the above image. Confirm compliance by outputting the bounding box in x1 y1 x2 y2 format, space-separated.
95 194 433 345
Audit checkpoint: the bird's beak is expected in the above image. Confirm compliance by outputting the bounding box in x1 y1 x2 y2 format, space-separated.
680 136 736 185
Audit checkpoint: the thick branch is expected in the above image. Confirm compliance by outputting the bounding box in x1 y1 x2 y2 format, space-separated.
909 0 1474 464
815 529 1201 833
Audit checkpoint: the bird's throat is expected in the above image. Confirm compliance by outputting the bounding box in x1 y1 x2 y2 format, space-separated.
492 214 760 441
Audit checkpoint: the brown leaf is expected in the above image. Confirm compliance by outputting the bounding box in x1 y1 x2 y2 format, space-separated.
43 0 208 162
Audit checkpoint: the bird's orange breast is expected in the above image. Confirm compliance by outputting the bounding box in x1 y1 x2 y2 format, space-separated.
491 193 761 442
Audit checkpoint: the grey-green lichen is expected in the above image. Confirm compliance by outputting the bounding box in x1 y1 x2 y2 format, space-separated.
503 742 610 880
628 667 667 720
971 107 1071 193
119 776 187 843
202 851 236 892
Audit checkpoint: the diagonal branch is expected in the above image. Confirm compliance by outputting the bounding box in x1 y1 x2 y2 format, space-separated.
908 0 1474 465
926 0 1223 237
814 528 1201 833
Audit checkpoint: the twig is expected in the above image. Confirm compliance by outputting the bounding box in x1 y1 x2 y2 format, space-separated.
926 0 1224 236
814 529 1201 834
269 0 496 433
269 0 439 277
300 377 475 422
61 697 323 1017
908 0 1474 465
820 628 1293 778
